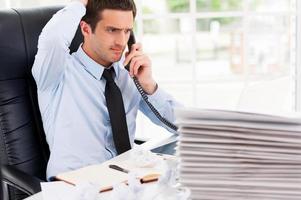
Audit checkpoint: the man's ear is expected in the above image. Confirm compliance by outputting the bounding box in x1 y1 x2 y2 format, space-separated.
80 21 92 37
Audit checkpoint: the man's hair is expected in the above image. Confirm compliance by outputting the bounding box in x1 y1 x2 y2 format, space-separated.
82 0 137 32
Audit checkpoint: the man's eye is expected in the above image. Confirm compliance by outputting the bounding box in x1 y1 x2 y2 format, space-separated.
125 29 131 34
107 28 116 33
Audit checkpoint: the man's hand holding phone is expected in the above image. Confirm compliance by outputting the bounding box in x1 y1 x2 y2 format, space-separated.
123 43 157 95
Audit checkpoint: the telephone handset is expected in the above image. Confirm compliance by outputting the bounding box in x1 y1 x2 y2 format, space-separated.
125 31 136 71
125 32 178 131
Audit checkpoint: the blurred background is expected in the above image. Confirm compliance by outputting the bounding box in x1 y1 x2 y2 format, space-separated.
1 0 299 142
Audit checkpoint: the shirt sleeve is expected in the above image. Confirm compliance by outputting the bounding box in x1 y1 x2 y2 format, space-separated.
32 1 86 91
139 87 183 134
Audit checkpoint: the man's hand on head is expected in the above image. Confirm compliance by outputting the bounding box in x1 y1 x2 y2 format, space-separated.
81 0 88 6
73 0 88 6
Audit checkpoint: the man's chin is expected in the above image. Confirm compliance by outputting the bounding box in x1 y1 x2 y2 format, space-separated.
111 55 123 63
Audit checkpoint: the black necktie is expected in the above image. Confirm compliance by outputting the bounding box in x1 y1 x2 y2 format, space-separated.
102 68 131 154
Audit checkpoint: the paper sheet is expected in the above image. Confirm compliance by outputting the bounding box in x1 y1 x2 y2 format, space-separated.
175 108 301 199
41 182 75 200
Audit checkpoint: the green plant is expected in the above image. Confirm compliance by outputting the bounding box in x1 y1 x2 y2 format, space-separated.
166 0 189 12
197 0 241 11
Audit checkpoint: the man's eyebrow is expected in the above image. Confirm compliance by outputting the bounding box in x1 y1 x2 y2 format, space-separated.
106 26 133 31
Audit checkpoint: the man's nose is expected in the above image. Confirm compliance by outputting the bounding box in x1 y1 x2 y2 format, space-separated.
115 32 127 46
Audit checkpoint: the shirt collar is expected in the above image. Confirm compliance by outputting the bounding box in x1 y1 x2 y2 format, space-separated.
76 45 121 81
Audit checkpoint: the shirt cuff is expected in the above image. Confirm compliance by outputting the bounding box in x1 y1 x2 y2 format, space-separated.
147 87 171 110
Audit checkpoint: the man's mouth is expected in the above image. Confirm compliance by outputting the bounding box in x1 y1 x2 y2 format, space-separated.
111 48 123 54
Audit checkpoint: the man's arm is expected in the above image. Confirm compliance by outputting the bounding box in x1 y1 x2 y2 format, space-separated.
139 88 182 134
32 1 86 91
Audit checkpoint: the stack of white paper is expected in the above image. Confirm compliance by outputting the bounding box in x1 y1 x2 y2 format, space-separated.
175 108 301 200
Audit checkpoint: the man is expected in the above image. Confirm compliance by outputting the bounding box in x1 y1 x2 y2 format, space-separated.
32 0 180 180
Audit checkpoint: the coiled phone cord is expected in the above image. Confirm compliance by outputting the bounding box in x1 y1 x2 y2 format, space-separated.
126 32 178 131
132 76 178 131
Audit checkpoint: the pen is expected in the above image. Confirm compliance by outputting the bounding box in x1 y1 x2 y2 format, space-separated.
109 164 130 173
109 164 160 184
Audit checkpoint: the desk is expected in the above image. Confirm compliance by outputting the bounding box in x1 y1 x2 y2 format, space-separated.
24 150 131 200
24 188 118 199
24 187 115 200
24 138 178 200
24 193 42 200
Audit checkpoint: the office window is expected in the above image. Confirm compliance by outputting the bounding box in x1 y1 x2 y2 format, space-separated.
136 0 298 140
1 0 298 141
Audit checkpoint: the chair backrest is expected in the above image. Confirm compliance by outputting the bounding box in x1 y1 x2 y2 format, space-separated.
0 161 3 200
0 6 83 200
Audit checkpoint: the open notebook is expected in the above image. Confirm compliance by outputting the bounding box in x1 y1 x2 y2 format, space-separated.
55 153 175 192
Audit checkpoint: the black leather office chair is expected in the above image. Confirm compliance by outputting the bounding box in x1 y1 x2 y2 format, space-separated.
0 6 83 200
1 161 3 200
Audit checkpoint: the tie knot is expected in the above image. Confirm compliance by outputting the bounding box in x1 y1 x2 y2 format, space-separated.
102 68 115 82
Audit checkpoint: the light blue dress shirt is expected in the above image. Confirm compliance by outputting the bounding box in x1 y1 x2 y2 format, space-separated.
32 2 180 180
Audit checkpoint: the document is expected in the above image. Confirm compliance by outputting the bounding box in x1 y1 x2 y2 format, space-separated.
41 182 75 200
175 108 301 199
55 150 173 192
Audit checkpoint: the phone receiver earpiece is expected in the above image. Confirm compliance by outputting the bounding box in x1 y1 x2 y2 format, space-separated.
125 31 136 71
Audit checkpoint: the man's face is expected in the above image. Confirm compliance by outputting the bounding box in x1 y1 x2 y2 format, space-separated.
83 9 134 67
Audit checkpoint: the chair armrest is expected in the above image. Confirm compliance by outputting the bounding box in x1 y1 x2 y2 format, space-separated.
1 165 42 195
